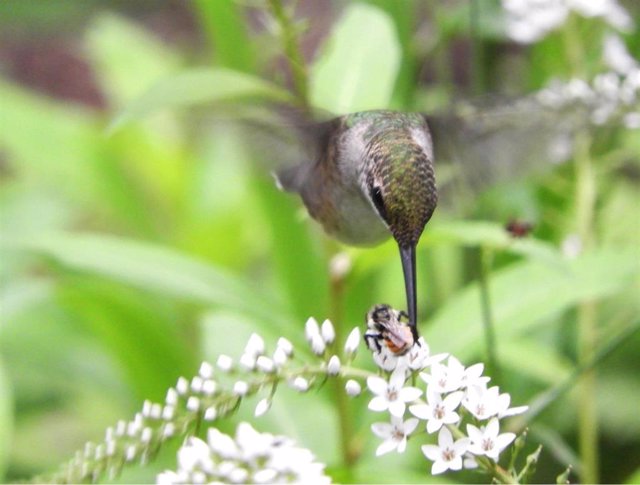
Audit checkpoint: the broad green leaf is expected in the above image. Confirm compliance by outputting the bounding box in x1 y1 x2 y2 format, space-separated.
0 358 12 480
424 249 639 359
309 3 401 113
193 0 255 72
3 233 293 333
86 13 179 108
111 68 293 131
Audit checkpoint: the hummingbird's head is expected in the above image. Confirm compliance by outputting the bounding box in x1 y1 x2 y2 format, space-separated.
364 136 438 248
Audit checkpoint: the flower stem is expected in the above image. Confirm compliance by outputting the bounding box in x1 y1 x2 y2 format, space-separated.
267 0 309 107
478 246 500 384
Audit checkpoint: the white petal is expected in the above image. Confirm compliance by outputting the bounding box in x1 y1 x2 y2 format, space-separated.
466 424 483 442
496 432 516 451
396 436 408 453
409 404 432 420
485 417 500 438
404 418 420 435
443 390 464 410
442 411 460 424
254 398 271 417
426 418 443 434
421 444 441 461
453 437 471 455
399 386 422 403
501 405 529 417
465 362 484 378
366 376 388 395
388 400 406 417
449 455 463 471
368 396 389 412
438 427 454 447
431 460 448 474
376 439 398 456
371 422 392 439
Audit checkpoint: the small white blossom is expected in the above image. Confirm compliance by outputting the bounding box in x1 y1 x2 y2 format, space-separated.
272 347 288 367
367 366 422 417
310 333 326 355
233 381 249 396
163 422 176 438
345 379 362 396
125 444 137 462
191 376 204 393
344 327 361 355
321 319 335 344
291 376 309 392
150 403 162 419
198 362 214 379
463 385 501 420
421 427 470 475
216 354 233 372
327 355 341 376
202 379 217 396
467 418 516 460
371 416 419 455
141 427 153 443
208 428 238 459
162 405 175 421
256 355 275 373
254 398 271 417
305 317 321 342
204 406 217 421
276 337 293 356
410 391 464 433
239 352 256 371
186 396 200 412
245 333 265 357
420 356 465 394
176 377 189 395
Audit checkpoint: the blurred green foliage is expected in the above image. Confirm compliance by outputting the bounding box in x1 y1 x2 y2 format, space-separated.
0 1 639 483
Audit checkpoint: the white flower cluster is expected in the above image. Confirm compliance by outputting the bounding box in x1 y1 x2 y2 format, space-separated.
502 0 633 44
365 344 528 475
157 422 330 484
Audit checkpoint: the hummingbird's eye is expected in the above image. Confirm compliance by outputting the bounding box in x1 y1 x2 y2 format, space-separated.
369 185 388 221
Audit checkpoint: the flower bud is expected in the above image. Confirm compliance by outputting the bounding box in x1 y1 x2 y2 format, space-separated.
321 319 335 344
345 379 362 396
254 398 271 417
344 327 361 355
217 354 233 372
327 355 341 376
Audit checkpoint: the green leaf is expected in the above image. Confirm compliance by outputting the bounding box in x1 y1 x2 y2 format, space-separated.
3 233 293 332
309 3 401 113
110 68 293 131
0 357 12 481
424 249 639 359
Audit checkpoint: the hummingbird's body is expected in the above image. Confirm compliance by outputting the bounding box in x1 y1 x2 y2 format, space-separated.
277 110 438 339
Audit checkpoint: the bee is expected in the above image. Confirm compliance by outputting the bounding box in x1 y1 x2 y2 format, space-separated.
364 304 416 356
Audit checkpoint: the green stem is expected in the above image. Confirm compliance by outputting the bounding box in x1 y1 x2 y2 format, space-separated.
267 0 310 107
478 246 500 383
563 16 599 484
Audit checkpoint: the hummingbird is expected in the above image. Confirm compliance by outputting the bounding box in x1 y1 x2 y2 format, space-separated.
275 110 437 341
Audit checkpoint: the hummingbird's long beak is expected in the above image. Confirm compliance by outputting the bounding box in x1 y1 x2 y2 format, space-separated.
399 244 420 341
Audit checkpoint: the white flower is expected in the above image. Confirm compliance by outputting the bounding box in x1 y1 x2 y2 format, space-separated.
344 327 361 355
291 376 309 392
186 396 200 412
244 333 265 357
420 356 464 394
254 398 271 417
463 385 500 420
327 355 341 376
467 418 516 460
305 317 321 342
367 366 422 417
256 355 275 373
204 406 217 421
216 354 233 372
207 428 238 459
604 34 639 75
345 379 362 396
404 338 447 371
239 352 256 371
191 376 203 393
462 363 490 389
276 337 293 356
272 347 288 367
371 416 419 455
321 319 335 344
176 377 189 395
163 422 176 438
198 361 214 379
233 381 249 396
410 391 464 433
421 427 470 475
202 379 216 396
